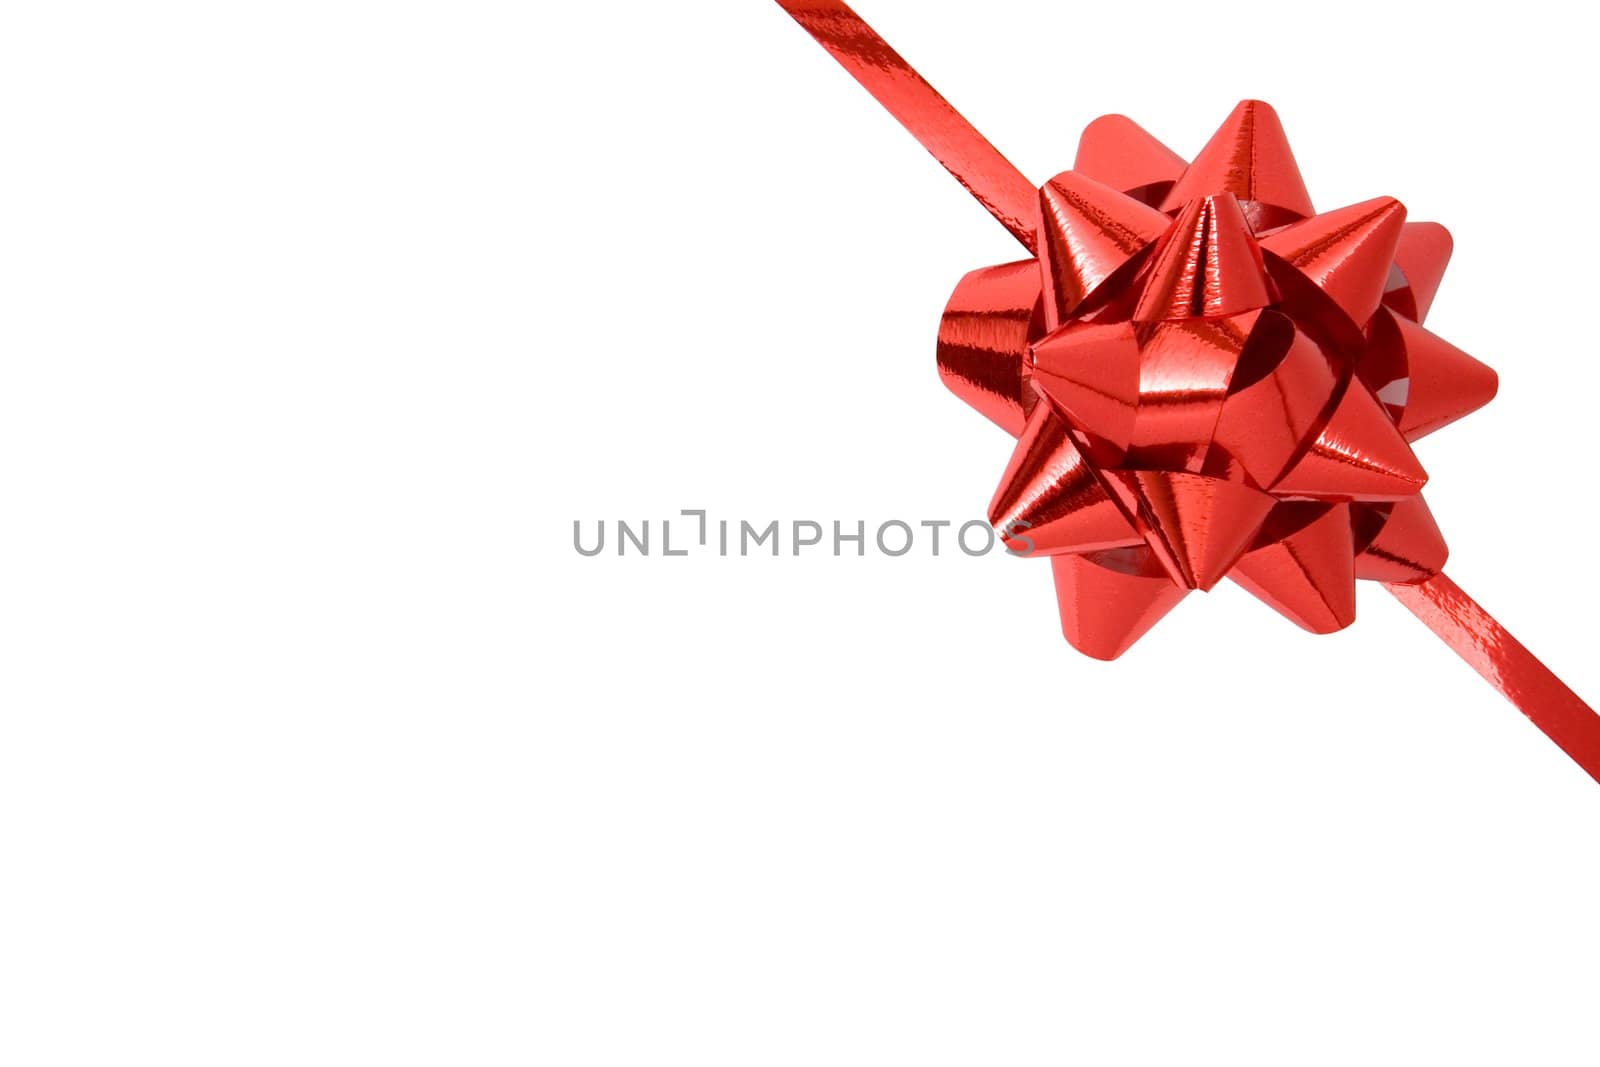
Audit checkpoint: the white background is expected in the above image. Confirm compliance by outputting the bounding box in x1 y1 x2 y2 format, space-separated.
2 1 1598 1063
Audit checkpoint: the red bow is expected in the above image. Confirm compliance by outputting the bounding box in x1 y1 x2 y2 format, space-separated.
777 0 1600 784
942 102 1492 659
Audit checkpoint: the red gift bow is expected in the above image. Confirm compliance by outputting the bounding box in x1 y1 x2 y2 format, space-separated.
776 0 1600 784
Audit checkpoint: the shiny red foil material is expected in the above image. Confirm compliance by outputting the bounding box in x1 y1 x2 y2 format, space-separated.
944 103 1488 660
776 0 1600 783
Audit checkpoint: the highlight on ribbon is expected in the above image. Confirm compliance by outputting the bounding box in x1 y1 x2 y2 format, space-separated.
773 0 1600 784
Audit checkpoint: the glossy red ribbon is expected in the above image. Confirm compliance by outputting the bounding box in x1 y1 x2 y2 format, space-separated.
776 0 1600 785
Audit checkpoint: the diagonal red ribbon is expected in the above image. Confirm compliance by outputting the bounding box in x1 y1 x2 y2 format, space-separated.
775 0 1039 253
1386 576 1600 785
774 0 1600 785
